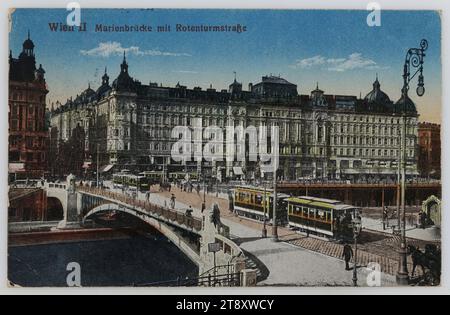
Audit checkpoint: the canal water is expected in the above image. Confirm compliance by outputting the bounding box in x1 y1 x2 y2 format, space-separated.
8 230 198 287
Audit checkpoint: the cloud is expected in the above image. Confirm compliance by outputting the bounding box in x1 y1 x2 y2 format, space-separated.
80 41 191 57
293 55 326 68
292 53 387 72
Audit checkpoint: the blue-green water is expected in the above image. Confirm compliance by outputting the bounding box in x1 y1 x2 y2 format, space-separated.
8 235 198 287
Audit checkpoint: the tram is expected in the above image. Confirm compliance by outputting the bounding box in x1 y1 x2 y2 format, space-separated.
139 171 164 184
232 186 289 224
113 173 150 191
286 196 359 239
168 172 199 182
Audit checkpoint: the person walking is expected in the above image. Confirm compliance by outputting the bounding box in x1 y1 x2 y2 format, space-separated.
382 206 388 230
342 243 354 271
170 194 176 209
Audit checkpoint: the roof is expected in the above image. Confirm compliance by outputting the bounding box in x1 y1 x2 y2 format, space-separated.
364 78 391 105
260 75 296 85
287 196 356 210
395 94 417 114
234 185 289 198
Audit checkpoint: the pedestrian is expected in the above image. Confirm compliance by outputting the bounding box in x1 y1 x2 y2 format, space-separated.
420 211 427 229
382 206 388 230
170 193 176 209
342 243 354 271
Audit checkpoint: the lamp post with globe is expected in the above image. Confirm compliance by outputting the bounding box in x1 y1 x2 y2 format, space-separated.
396 39 428 285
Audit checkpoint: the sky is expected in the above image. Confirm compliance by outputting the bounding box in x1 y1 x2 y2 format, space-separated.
9 9 442 123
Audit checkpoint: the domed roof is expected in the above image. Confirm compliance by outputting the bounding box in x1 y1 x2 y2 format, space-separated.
81 84 95 97
35 64 45 74
23 31 34 50
395 94 417 114
311 82 324 94
112 53 136 92
364 77 391 105
96 83 111 99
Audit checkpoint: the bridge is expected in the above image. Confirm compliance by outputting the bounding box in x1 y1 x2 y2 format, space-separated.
24 175 255 286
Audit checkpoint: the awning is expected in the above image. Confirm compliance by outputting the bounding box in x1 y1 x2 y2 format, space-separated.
8 163 25 172
100 164 114 173
233 167 244 175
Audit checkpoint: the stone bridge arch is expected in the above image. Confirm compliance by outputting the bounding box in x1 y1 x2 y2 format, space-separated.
83 203 201 266
46 197 64 221
45 184 68 214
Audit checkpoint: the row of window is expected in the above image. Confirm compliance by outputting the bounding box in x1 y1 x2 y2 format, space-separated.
331 136 415 147
332 124 415 135
10 119 44 132
139 104 226 115
10 104 44 117
138 115 226 127
10 93 45 103
279 146 415 158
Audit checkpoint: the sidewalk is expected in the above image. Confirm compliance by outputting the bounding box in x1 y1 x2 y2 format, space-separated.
362 217 441 242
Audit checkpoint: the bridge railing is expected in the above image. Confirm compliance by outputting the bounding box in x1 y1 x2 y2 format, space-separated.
77 185 202 232
133 271 241 287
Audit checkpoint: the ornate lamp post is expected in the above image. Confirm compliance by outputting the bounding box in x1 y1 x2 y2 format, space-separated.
396 39 428 285
352 214 362 287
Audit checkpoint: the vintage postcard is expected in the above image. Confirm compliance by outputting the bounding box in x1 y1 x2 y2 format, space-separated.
6 6 442 289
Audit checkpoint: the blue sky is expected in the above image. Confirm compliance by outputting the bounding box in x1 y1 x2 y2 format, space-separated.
9 9 442 122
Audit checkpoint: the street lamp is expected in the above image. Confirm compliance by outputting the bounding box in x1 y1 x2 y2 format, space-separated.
352 214 362 287
397 39 428 286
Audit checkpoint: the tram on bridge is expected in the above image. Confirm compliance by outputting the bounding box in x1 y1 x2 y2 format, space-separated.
139 171 200 183
113 172 150 192
232 186 289 225
286 196 358 238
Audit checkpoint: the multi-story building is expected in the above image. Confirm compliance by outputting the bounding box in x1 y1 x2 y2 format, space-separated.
50 55 419 181
418 122 441 178
8 33 49 179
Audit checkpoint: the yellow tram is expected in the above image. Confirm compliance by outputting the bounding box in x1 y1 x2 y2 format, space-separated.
286 196 358 238
139 171 164 184
113 173 150 191
233 186 289 224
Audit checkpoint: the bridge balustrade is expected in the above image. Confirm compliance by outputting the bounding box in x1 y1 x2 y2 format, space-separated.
176 213 185 225
76 185 202 232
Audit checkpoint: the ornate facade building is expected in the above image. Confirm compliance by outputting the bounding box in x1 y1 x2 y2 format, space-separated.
50 55 419 181
418 122 441 178
9 33 49 179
